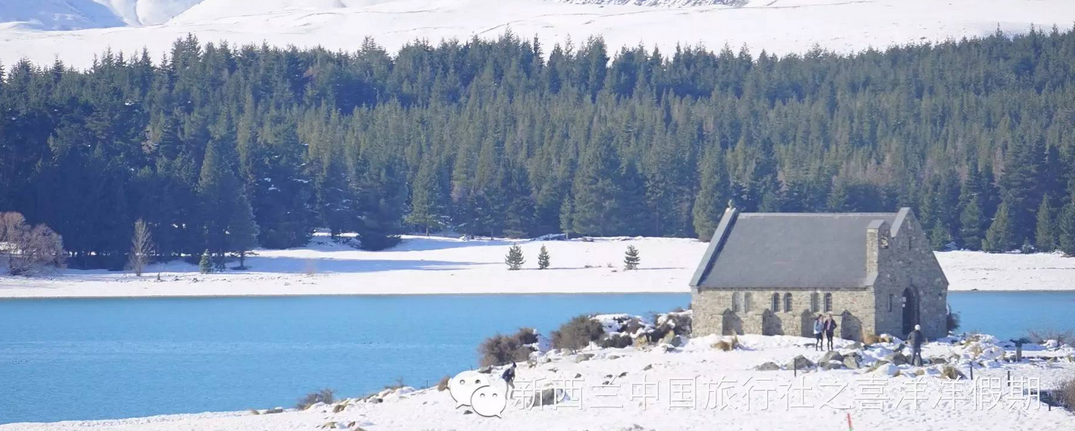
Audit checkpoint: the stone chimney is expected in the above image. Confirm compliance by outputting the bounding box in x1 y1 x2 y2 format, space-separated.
866 220 889 278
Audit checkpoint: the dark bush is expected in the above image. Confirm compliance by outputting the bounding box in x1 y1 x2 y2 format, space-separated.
551 315 605 351
479 333 534 367
296 388 335 410
514 327 539 345
947 311 961 333
597 333 633 349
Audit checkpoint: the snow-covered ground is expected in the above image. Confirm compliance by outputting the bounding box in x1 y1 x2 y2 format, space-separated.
1 234 1074 298
3 324 1072 431
0 0 1074 70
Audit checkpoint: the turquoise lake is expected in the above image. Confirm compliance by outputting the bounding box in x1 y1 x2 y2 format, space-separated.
0 292 1072 424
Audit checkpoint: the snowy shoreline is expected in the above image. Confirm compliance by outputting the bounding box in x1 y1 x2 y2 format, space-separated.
3 321 1073 431
2 236 1075 299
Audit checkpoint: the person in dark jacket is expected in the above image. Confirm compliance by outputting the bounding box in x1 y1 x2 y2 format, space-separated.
501 362 517 391
823 314 838 351
813 315 825 351
907 324 926 366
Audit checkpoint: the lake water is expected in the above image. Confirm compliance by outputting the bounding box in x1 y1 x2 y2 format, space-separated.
1 291 1073 424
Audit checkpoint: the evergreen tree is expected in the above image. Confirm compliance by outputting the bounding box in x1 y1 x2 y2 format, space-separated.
692 149 727 241
930 222 951 251
985 201 1016 253
538 245 550 270
228 191 259 269
559 196 574 239
1058 202 1075 257
1034 194 1057 253
571 133 623 237
505 243 525 270
624 245 640 271
406 161 446 236
199 249 213 274
959 198 983 251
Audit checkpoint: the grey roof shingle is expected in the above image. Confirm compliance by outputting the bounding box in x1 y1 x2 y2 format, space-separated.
691 211 899 290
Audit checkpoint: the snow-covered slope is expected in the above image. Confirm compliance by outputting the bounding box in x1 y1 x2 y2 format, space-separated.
0 0 203 29
0 0 124 30
0 0 1072 69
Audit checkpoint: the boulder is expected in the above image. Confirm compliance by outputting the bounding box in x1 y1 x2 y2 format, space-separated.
670 335 687 348
929 356 948 365
885 352 910 366
842 355 862 370
754 361 781 371
574 353 594 363
788 355 815 370
820 351 845 364
819 360 844 370
873 363 900 377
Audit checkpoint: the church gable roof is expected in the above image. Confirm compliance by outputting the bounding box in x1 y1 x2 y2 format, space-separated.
690 209 902 290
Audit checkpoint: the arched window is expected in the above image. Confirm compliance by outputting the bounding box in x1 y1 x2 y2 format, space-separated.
732 292 742 313
743 293 753 313
771 293 780 311
810 292 820 312
784 293 793 312
823 293 833 313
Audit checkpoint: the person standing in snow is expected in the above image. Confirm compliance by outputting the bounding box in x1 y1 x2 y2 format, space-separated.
907 324 926 366
823 314 838 351
813 315 825 351
501 362 517 394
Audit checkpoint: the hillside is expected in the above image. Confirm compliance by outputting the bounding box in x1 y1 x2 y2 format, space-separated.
0 0 1073 69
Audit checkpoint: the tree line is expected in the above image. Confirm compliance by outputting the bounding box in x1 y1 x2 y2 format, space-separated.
2 27 1075 269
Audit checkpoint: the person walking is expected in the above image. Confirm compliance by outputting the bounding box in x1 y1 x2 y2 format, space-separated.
813 315 825 351
823 314 838 351
907 324 926 366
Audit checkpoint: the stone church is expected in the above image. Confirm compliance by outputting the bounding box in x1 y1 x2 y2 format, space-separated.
690 207 949 341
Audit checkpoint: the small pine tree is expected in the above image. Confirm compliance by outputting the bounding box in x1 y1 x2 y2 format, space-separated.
1035 195 1056 252
624 245 640 271
505 244 525 271
959 198 983 250
929 222 951 251
985 202 1016 253
199 249 213 274
537 245 550 270
1059 203 1075 257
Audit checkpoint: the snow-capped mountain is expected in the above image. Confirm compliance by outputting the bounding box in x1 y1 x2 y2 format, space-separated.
0 0 204 29
0 0 1073 69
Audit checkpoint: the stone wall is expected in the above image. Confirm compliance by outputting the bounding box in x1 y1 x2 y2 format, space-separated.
870 211 949 339
691 287 873 340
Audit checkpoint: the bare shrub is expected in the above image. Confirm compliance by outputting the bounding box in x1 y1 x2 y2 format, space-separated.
1027 328 1075 345
479 333 534 367
437 375 451 392
128 219 155 276
1058 376 1075 410
940 365 966 380
296 388 335 410
551 315 605 351
0 212 65 276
